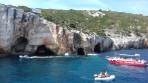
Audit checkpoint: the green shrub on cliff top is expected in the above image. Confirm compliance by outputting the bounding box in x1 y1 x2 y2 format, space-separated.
16 6 148 36
17 6 32 12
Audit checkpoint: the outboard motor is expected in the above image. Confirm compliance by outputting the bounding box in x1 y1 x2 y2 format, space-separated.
94 74 98 77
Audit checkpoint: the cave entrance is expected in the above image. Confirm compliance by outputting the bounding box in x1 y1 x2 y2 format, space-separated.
35 45 56 56
12 37 28 52
94 43 101 53
77 48 85 55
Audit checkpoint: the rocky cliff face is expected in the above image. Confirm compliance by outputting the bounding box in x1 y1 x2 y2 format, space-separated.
0 4 148 57
105 29 148 50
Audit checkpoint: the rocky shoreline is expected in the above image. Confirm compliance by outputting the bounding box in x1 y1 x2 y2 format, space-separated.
0 4 148 57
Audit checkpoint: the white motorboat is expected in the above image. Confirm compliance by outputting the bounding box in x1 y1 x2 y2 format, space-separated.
107 54 147 67
94 74 115 81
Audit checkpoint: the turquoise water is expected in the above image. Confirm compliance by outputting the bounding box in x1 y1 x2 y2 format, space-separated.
0 49 148 83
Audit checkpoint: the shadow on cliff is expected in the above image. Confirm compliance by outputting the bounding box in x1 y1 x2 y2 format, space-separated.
73 33 86 56
12 37 28 53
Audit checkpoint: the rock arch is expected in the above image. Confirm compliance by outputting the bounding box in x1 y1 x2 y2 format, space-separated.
94 43 101 53
77 48 85 55
35 45 56 56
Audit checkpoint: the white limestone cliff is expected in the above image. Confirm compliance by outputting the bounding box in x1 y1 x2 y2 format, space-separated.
0 4 148 57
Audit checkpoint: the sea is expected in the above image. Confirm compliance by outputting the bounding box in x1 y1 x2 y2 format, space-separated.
0 49 148 83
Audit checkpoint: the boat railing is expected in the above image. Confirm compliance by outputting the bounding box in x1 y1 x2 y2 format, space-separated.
108 56 144 61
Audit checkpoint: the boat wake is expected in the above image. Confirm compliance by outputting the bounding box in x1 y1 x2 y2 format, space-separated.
19 55 80 59
87 53 99 56
81 76 93 81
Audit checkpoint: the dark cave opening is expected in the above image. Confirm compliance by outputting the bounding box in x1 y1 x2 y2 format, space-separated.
12 37 28 52
77 48 85 55
35 45 56 56
94 43 101 53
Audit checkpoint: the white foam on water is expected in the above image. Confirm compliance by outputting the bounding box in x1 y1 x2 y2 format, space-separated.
87 53 99 56
19 55 80 59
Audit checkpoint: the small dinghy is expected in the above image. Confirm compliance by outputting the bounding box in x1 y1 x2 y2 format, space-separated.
94 74 115 81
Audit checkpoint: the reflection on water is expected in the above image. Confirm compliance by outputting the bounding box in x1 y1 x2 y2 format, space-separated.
119 65 146 70
109 64 146 71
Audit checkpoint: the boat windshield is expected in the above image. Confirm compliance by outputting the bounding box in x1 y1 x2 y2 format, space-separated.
118 54 141 60
119 54 140 57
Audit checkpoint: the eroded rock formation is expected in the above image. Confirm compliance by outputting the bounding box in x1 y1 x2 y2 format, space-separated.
0 4 148 57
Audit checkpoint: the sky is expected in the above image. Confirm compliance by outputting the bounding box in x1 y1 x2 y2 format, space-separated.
0 0 148 15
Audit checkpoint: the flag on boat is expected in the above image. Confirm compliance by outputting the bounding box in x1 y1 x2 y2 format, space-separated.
135 54 140 56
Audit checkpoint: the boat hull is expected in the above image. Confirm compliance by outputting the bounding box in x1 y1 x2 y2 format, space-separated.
108 60 146 67
94 75 115 81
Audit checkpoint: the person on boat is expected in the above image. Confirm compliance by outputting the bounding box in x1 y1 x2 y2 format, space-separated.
98 72 105 78
105 71 110 77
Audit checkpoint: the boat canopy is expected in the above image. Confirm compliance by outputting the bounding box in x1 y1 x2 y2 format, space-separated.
119 54 140 57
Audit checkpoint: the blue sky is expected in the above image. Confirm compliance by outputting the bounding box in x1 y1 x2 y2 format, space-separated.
0 0 148 15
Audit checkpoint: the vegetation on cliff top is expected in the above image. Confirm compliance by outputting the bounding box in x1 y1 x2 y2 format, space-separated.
17 6 148 36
